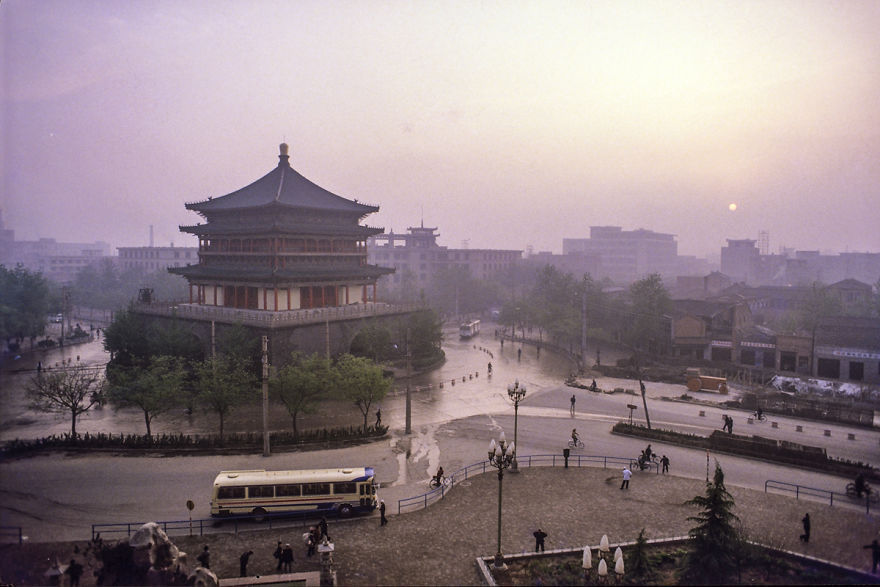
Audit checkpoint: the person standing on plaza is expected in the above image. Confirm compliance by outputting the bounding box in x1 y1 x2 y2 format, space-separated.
660 455 670 474
380 500 388 526
239 550 253 577
319 516 330 542
274 540 283 571
281 543 294 572
375 408 381 427
197 545 210 569
864 539 880 573
800 513 811 543
65 559 84 587
728 416 734 434
620 467 632 490
570 394 576 416
533 528 548 552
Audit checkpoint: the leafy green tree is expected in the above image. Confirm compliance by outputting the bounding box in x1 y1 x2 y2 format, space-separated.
272 353 335 439
349 324 395 362
629 528 653 581
0 264 50 347
799 282 843 333
193 356 257 439
626 273 672 353
108 355 186 436
215 323 260 372
104 308 203 370
406 309 444 363
682 462 742 584
334 354 391 430
26 362 105 436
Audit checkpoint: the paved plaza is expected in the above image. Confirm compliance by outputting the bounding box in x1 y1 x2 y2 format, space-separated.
5 465 878 585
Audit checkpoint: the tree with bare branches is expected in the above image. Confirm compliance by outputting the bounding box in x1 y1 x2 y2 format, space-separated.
27 362 106 436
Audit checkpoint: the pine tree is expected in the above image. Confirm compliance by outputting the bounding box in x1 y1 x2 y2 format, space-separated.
682 462 742 584
629 528 653 580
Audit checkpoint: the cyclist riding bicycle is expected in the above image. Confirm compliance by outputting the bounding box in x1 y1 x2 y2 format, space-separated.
756 408 764 420
571 428 580 445
432 466 445 487
855 473 868 498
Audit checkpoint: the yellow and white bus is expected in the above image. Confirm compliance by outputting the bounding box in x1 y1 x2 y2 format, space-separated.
210 467 378 518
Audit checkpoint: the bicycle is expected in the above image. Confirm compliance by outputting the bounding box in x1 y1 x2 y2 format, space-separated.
752 411 767 422
567 438 585 449
845 482 879 503
428 475 450 489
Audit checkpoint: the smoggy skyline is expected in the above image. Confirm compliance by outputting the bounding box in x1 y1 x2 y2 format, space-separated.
2 1 879 258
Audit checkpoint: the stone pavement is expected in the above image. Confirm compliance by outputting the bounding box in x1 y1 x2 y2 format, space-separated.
169 465 880 585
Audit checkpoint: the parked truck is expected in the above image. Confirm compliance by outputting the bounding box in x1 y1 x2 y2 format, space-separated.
686 368 729 394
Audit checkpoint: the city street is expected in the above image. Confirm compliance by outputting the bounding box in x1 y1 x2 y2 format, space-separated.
1 323 878 543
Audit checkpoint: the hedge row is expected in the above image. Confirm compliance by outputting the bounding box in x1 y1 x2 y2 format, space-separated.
0 424 388 458
612 422 876 480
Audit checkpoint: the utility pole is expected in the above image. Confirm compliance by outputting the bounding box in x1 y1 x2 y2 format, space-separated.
405 328 412 435
581 289 588 371
261 335 270 457
640 378 652 429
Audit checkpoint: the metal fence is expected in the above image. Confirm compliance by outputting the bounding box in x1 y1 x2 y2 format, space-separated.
92 511 328 541
764 480 875 514
0 526 23 545
398 453 657 514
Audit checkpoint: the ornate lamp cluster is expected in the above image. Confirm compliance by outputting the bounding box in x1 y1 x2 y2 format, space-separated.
582 534 625 582
505 380 526 472
487 430 516 569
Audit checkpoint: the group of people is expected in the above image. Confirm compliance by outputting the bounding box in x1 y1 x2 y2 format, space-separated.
267 516 332 575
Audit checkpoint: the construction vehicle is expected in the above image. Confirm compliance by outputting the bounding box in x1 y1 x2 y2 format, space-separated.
686 368 728 394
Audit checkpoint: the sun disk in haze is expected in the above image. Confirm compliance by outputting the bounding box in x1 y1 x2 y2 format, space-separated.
729 203 737 211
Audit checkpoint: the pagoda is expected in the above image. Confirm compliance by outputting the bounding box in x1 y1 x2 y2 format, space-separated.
171 144 393 311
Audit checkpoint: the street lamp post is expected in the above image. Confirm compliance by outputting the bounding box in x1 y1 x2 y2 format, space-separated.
506 380 526 472
488 431 515 569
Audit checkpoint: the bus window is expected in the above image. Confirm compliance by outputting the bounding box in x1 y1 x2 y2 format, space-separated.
302 483 330 496
334 482 356 494
248 485 275 498
217 486 245 500
276 484 301 497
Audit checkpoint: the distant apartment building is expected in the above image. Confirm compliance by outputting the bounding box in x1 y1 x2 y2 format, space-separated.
721 238 880 286
563 226 679 284
118 245 199 272
367 224 521 289
720 239 761 283
0 210 110 283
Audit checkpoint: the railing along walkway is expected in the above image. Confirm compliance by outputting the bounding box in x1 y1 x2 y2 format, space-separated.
398 453 658 514
0 526 23 545
132 301 422 328
764 480 875 514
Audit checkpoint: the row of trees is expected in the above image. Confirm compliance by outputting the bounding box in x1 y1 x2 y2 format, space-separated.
26 350 390 441
0 264 52 347
497 267 672 355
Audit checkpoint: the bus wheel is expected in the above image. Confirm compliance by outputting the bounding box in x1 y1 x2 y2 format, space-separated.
338 504 353 517
252 507 267 522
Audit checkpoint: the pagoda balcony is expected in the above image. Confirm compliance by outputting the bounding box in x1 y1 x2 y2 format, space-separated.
131 300 423 328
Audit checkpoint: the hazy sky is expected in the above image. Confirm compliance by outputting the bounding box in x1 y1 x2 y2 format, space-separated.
2 0 879 257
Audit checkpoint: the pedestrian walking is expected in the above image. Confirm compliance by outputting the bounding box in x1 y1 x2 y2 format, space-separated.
518 348 522 361
306 527 318 557
319 516 330 542
660 455 670 474
800 513 811 543
728 416 734 434
281 543 294 572
375 408 381 427
65 559 84 587
380 500 388 526
239 550 253 577
274 540 283 571
197 545 210 569
533 528 548 552
570 394 576 416
620 467 632 490
864 539 880 573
